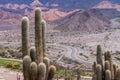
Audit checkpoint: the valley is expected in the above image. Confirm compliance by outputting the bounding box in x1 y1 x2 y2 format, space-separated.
0 17 120 71
1 0 120 80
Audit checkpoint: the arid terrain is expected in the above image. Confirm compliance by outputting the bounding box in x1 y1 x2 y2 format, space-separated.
0 17 120 71
1 0 120 80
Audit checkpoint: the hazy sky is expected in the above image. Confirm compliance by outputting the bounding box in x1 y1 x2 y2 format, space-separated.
0 0 120 4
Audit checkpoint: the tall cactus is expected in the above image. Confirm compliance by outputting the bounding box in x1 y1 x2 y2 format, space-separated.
22 8 56 80
35 8 43 64
96 45 103 67
92 45 120 80
41 20 46 57
21 17 29 57
23 56 31 80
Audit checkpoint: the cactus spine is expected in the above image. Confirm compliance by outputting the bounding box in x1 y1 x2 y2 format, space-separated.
23 56 31 80
21 17 29 57
35 8 43 64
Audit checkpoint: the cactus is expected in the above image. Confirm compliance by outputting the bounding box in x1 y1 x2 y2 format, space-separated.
92 74 96 80
105 70 111 80
21 17 29 57
23 56 31 80
35 8 43 64
104 51 114 80
96 45 103 68
30 47 36 62
104 51 111 62
77 70 81 80
113 63 118 77
41 20 46 57
30 62 38 80
96 64 102 80
43 57 50 70
115 69 120 80
93 61 97 73
105 61 110 70
65 66 70 80
92 45 120 80
47 65 56 80
38 62 46 80
22 8 56 80
43 57 50 80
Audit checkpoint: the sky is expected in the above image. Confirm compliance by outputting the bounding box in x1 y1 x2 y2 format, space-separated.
0 0 120 4
110 0 120 3
0 0 49 4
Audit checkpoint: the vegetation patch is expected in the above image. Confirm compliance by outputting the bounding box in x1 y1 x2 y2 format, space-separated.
0 58 22 70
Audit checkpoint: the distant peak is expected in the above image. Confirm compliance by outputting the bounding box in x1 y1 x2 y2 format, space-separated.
93 0 115 8
30 0 43 7
99 1 113 4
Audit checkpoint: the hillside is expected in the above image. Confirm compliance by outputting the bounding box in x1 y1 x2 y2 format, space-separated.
54 9 111 32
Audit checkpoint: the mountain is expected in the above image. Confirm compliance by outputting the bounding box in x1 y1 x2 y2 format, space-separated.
42 9 79 21
30 0 43 7
0 0 46 15
1 0 120 10
0 9 21 30
45 0 102 10
93 1 120 11
0 0 120 31
53 9 111 32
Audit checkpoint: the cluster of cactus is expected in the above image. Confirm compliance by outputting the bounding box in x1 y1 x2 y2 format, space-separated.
21 8 56 80
92 45 120 80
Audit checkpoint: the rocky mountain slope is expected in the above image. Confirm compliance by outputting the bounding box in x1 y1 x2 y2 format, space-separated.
0 0 120 32
53 9 111 32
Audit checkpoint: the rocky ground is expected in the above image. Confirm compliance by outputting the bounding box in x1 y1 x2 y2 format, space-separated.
1 28 120 69
1 17 120 80
0 67 92 80
0 67 23 80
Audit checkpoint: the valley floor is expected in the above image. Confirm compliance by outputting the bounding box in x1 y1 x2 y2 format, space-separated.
0 28 120 70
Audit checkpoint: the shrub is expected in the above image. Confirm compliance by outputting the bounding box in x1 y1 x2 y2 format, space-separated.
0 51 9 57
6 62 21 69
